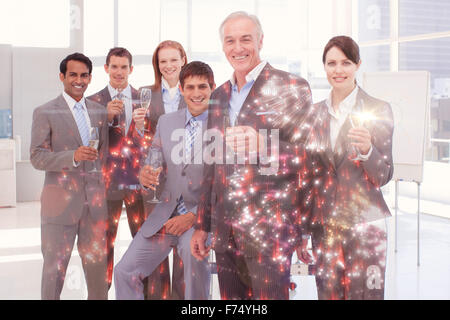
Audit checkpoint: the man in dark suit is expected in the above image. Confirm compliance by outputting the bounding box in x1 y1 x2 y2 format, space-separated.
87 47 147 293
191 11 313 300
30 53 108 299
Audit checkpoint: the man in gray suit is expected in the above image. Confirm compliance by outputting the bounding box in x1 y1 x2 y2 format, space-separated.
30 53 109 299
114 61 215 300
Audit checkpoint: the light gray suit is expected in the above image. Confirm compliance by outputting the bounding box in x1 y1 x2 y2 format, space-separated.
30 94 109 300
114 109 210 300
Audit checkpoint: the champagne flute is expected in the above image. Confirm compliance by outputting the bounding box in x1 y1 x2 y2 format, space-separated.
348 100 364 160
140 88 152 132
112 87 125 134
145 147 163 203
88 127 100 173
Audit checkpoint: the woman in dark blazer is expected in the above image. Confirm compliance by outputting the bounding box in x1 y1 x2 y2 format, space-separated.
301 36 394 300
133 40 187 300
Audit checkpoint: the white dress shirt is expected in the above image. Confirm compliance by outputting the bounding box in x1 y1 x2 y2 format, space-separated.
325 86 372 160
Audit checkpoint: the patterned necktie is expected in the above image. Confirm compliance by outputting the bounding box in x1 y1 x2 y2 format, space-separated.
73 102 90 146
177 117 200 216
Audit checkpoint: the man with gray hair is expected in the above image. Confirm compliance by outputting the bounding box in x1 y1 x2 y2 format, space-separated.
191 11 313 300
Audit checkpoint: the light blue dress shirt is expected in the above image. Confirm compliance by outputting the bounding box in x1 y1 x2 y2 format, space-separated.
229 80 255 126
162 82 182 114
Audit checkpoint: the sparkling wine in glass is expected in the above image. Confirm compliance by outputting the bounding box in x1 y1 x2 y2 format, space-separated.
145 147 163 204
140 88 152 132
88 127 100 173
348 100 364 160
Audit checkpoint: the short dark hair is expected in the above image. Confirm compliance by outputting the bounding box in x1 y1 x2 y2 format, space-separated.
60 52 93 75
322 36 360 65
106 47 133 66
179 61 215 89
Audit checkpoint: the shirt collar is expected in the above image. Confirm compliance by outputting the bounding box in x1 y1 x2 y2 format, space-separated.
185 109 208 126
108 83 131 99
229 60 267 86
326 85 359 118
162 78 180 92
62 91 86 110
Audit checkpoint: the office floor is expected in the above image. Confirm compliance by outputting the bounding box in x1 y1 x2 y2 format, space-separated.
0 198 448 300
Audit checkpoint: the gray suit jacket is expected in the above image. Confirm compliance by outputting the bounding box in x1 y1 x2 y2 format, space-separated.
30 94 108 225
140 109 206 238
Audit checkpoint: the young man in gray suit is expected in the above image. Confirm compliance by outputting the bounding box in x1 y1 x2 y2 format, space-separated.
30 53 109 299
114 61 215 300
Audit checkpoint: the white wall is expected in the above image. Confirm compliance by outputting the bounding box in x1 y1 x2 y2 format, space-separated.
12 47 73 160
0 44 12 110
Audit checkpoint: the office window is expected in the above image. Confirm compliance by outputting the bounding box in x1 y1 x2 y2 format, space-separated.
118 0 161 55
399 0 450 37
357 0 450 163
358 0 390 42
85 65 109 97
160 0 188 46
191 0 255 54
129 64 154 89
359 44 390 74
399 37 450 97
0 0 70 47
84 0 114 57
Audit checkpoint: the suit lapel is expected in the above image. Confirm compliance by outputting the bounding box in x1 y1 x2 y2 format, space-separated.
151 88 165 118
57 95 84 146
316 103 335 170
234 64 272 126
333 116 352 168
100 86 112 105
178 96 187 111
131 86 140 111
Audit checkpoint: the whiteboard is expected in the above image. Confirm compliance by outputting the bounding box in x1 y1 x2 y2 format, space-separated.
363 71 430 183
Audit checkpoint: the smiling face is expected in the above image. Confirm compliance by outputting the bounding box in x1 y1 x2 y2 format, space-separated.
59 60 91 101
104 55 133 90
180 75 215 117
324 46 361 91
222 16 263 77
158 47 186 86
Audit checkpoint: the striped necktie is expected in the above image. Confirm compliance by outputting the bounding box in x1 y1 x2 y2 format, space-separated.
73 102 90 146
185 117 199 158
177 117 200 216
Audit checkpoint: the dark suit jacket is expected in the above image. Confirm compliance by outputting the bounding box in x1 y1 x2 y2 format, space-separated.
30 95 108 225
301 87 394 232
87 86 142 200
195 63 313 258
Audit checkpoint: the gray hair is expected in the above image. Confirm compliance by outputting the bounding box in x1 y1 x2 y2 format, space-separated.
219 11 264 43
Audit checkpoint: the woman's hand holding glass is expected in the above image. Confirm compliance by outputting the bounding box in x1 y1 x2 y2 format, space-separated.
347 127 372 155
